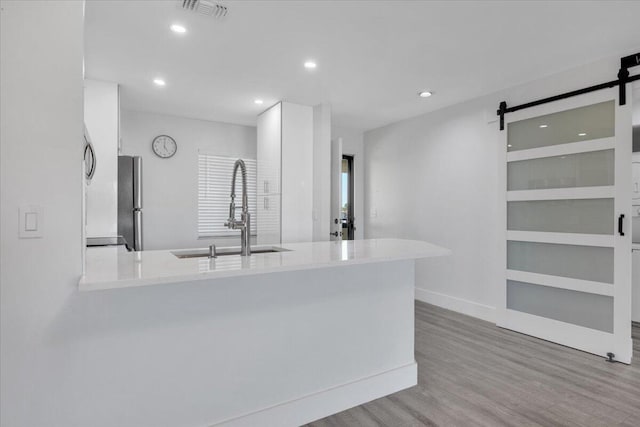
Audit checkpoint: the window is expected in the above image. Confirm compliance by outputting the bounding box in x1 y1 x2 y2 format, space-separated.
198 153 257 237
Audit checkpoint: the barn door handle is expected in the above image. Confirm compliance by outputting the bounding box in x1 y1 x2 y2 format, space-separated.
618 214 625 236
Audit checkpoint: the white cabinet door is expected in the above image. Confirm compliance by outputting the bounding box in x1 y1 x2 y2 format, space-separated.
257 194 281 245
257 103 281 196
257 103 282 245
499 87 633 363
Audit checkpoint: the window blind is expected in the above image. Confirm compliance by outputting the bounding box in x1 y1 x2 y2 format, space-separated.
198 154 257 237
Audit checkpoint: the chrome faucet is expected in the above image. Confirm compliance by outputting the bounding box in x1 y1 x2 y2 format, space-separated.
224 159 251 256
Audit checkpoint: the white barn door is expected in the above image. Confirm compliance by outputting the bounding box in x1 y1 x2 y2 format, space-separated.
498 87 633 363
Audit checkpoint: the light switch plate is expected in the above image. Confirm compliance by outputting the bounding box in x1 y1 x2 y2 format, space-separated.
19 205 43 238
25 212 38 231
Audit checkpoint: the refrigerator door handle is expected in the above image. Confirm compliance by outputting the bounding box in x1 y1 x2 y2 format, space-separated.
133 156 143 209
133 209 143 251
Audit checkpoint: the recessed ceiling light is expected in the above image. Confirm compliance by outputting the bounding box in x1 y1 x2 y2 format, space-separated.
539 124 548 128
254 99 264 105
418 91 433 98
170 24 187 34
578 132 587 136
153 78 166 86
304 60 317 69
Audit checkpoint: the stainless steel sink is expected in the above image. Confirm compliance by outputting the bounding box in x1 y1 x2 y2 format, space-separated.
172 246 290 259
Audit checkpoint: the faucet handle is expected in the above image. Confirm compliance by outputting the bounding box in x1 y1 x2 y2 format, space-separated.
228 202 235 221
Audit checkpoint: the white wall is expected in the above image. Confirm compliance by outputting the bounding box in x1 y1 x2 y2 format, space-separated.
633 82 639 151
120 109 256 249
312 104 331 241
633 249 640 322
633 152 640 244
633 147 640 322
1 1 84 425
281 102 314 244
333 126 365 240
84 79 119 237
364 54 632 322
633 81 640 126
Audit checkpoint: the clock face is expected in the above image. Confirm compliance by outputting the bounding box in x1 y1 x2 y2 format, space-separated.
152 135 177 158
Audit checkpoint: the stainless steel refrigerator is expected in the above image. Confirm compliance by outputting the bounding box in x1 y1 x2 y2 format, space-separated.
118 156 143 251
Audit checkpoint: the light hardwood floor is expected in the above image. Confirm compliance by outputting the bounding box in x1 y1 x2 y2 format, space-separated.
306 301 640 427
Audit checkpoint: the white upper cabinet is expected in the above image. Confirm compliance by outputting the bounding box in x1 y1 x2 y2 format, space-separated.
256 102 314 245
257 103 282 196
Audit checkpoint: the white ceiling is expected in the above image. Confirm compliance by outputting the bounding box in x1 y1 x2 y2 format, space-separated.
85 1 640 131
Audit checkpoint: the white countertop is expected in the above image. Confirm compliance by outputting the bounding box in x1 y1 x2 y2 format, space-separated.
79 238 451 292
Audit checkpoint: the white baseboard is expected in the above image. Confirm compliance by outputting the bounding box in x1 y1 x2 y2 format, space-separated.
415 288 496 323
211 363 417 427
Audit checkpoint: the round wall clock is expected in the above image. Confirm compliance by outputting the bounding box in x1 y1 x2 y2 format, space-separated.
152 135 177 158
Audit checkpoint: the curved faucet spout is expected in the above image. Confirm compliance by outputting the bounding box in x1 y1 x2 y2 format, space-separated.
230 159 249 212
226 159 251 256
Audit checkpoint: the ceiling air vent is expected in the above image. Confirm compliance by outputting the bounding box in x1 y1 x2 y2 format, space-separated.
181 0 228 18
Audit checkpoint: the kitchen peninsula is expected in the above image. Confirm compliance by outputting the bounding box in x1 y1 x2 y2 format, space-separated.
79 238 449 426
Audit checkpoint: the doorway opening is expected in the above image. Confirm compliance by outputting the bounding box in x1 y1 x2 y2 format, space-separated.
341 155 355 240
